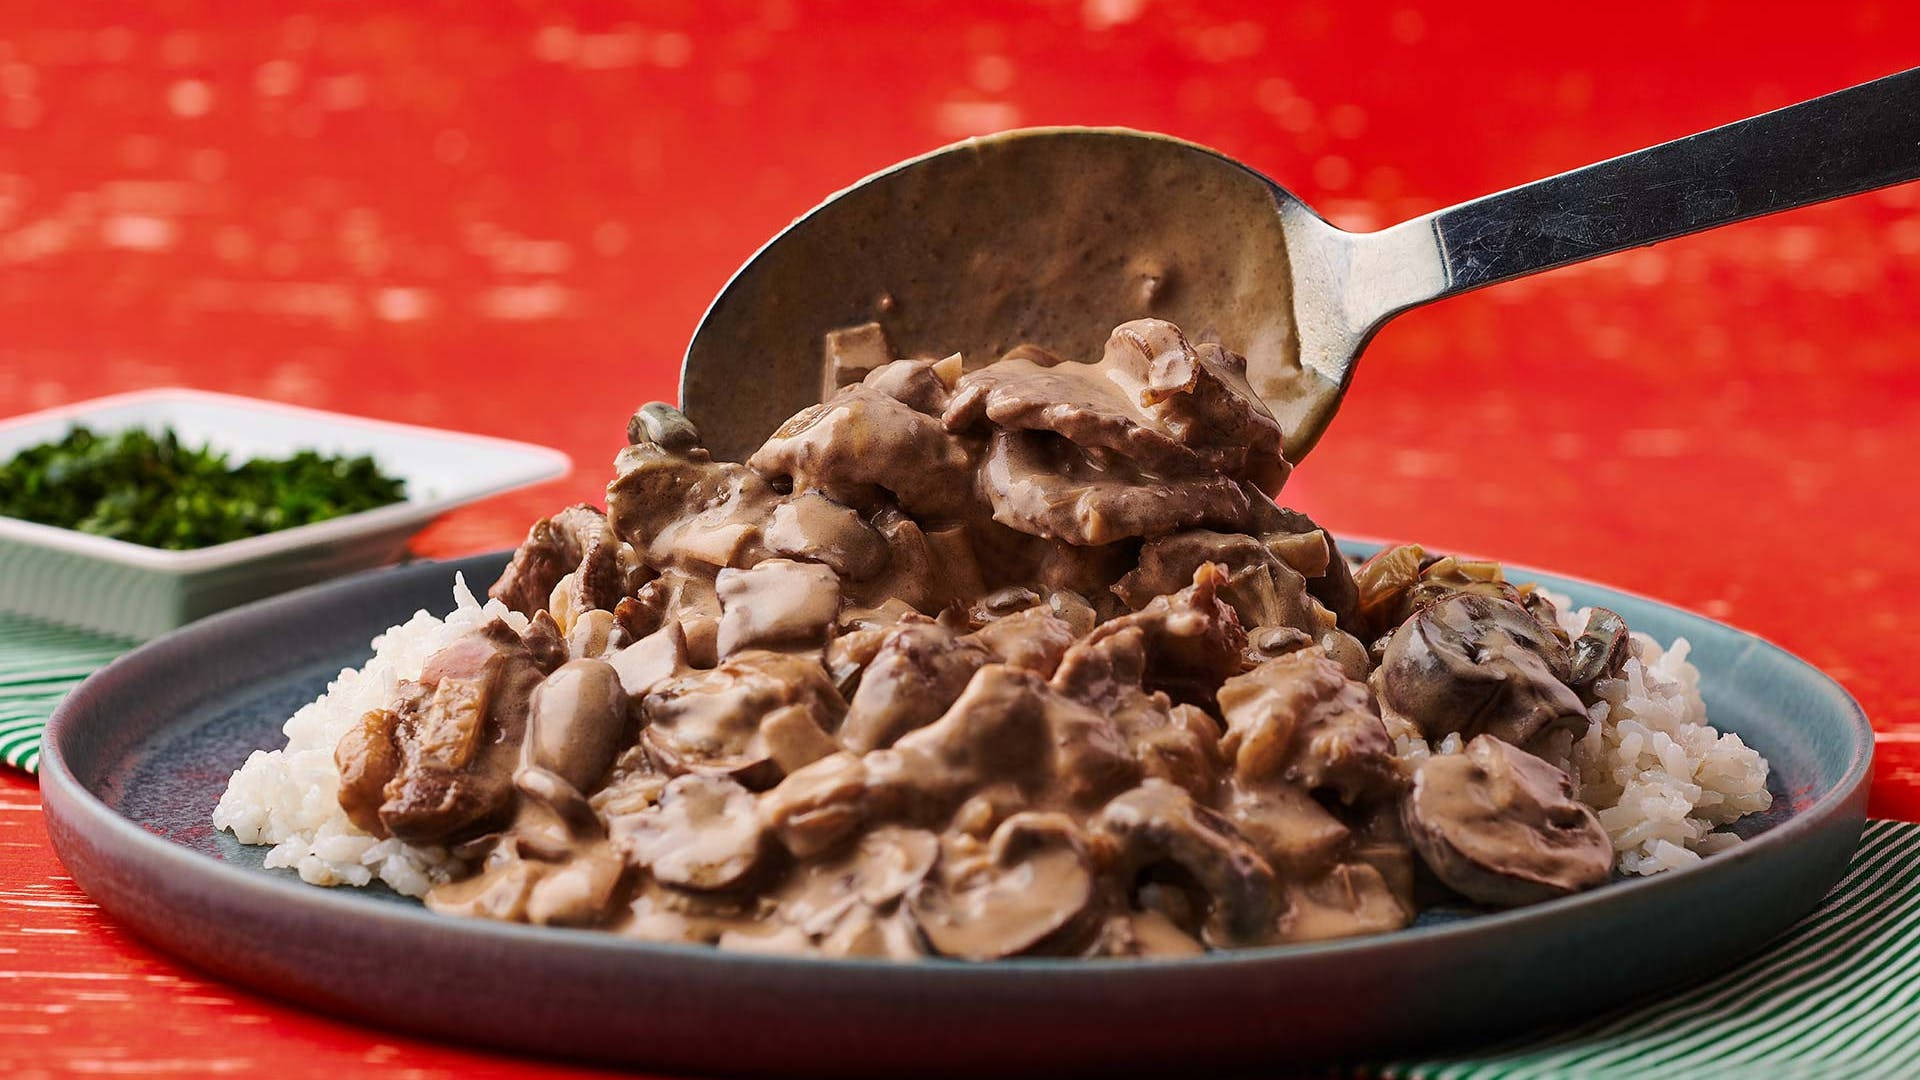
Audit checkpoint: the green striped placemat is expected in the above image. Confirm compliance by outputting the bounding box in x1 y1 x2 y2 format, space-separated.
0 612 133 772
1380 818 1920 1079
1 616 1913 1077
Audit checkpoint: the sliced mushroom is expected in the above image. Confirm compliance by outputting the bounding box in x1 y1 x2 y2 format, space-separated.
778 825 939 938
1403 735 1613 907
757 750 873 859
1092 780 1280 948
1094 908 1208 958
714 558 842 658
640 649 846 790
1279 860 1413 942
523 842 628 926
510 765 603 860
614 774 766 892
1318 627 1371 683
907 814 1098 960
1372 592 1587 747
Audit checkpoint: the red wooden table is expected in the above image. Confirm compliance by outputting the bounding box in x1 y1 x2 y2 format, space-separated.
1 2 1915 1075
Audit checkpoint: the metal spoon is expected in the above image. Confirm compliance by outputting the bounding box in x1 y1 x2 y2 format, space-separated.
682 67 1920 464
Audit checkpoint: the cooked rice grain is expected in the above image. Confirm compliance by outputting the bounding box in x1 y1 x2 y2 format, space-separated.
210 574 525 895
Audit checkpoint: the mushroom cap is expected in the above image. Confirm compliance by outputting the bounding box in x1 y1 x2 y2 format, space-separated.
616 774 767 892
1402 735 1613 907
1373 592 1586 747
907 813 1097 960
525 658 627 794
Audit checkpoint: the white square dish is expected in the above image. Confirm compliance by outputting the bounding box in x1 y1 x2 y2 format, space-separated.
0 388 570 639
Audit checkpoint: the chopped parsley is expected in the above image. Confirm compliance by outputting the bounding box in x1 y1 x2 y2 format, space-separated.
0 426 407 550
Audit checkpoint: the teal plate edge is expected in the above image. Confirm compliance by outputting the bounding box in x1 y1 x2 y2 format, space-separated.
38 545 1873 1075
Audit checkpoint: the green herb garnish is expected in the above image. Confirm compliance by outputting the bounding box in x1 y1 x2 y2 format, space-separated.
0 426 407 550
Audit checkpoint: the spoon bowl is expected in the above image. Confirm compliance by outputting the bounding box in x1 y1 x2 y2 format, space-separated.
683 70 1919 464
680 128 1379 463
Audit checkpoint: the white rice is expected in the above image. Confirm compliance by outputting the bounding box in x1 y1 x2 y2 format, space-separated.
215 579 1771 892
211 573 527 896
1545 594 1772 874
1392 592 1772 875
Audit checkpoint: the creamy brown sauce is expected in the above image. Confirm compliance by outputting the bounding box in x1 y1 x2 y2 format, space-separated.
336 317 1624 960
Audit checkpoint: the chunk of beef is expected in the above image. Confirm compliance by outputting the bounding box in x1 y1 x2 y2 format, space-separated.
490 504 634 617
1216 650 1402 805
1050 625 1221 801
607 440 782 572
964 606 1077 677
748 385 978 520
1115 529 1329 636
944 319 1288 494
1074 562 1247 708
861 356 958 416
979 430 1252 546
1244 504 1360 630
841 510 984 616
344 619 548 843
763 492 888 581
839 622 995 752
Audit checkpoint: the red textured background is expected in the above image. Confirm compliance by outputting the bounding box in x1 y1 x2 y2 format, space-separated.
1 2 1915 1075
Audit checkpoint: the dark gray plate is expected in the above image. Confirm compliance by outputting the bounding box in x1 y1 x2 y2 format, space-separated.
40 548 1872 1075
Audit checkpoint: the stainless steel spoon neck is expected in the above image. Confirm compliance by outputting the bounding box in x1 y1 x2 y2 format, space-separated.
1336 65 1920 332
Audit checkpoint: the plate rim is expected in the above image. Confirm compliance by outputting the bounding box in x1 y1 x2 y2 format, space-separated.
40 545 1875 979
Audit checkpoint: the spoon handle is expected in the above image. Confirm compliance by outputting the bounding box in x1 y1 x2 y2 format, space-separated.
1401 66 1920 300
